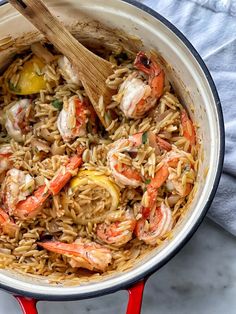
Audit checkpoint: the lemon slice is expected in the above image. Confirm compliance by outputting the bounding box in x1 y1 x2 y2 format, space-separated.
8 56 48 95
70 170 120 211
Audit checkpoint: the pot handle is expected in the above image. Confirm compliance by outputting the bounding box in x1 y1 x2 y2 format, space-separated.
14 279 147 314
126 279 147 314
15 296 38 314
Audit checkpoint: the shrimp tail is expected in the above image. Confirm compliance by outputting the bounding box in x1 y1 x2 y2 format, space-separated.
181 110 196 146
0 208 19 237
134 51 164 99
148 164 169 190
134 51 154 75
49 155 82 195
14 186 51 220
38 240 112 272
38 241 78 256
142 164 169 218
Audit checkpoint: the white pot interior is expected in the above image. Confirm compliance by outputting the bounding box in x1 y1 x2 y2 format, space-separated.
0 0 223 298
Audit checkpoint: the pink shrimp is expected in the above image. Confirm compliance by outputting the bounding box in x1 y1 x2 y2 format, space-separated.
0 144 12 183
107 136 143 187
0 208 19 237
38 239 112 272
57 96 87 142
96 210 136 247
142 151 193 217
136 151 194 244
5 99 31 142
118 51 165 119
181 110 196 148
108 131 171 187
0 169 35 215
135 165 172 245
13 155 83 220
135 202 172 245
58 56 81 86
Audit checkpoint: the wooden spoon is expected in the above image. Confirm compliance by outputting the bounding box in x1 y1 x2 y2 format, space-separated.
9 0 115 129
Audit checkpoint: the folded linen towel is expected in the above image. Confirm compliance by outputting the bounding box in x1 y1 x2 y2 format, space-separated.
190 0 236 16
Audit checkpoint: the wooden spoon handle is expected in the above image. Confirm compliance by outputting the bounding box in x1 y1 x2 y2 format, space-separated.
8 0 110 72
9 0 115 130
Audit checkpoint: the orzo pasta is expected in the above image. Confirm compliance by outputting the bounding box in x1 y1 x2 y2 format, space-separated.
0 43 198 284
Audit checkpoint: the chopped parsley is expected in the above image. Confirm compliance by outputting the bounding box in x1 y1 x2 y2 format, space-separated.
142 132 148 144
145 179 151 185
52 99 63 110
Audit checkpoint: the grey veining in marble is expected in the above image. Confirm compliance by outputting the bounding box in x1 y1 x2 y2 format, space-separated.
0 219 236 314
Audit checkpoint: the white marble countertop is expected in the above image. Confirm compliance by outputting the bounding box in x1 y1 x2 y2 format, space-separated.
0 218 235 314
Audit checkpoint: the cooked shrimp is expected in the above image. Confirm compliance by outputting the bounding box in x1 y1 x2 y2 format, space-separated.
107 131 171 187
31 138 50 153
136 151 192 245
166 172 192 198
57 96 87 142
58 56 81 86
14 155 83 219
143 164 169 218
119 51 164 119
0 169 35 215
5 99 31 142
97 210 136 247
135 202 173 245
0 207 19 237
0 144 12 176
38 239 112 272
107 134 143 187
181 110 196 147
164 151 194 197
142 150 194 219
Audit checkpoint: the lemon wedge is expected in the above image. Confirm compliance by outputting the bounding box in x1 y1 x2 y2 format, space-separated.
8 56 48 95
70 170 120 211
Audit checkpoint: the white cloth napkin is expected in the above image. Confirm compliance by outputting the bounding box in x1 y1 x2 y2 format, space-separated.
190 0 236 16
140 0 236 235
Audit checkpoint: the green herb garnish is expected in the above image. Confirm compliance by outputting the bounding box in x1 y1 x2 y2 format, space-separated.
52 99 63 110
142 132 148 144
145 179 151 185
